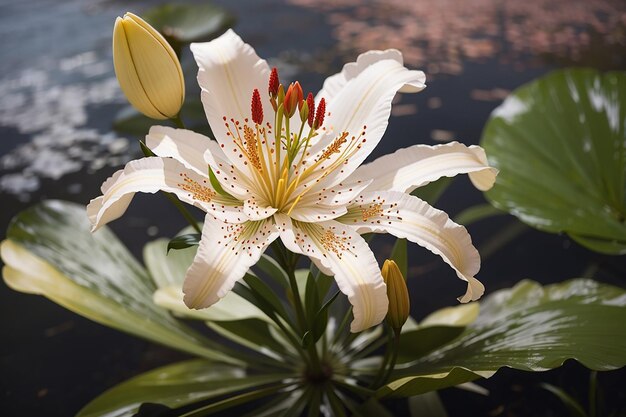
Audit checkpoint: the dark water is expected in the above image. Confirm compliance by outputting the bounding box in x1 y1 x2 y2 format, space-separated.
1 0 625 415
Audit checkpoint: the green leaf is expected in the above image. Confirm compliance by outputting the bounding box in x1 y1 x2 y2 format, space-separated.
377 367 484 399
208 318 295 362
390 238 408 278
419 303 479 327
411 177 453 205
310 290 341 345
208 166 236 200
254 254 290 289
77 359 287 417
154 285 274 324
409 392 449 417
397 326 466 362
539 383 588 417
481 69 626 254
242 273 290 322
378 279 626 397
453 203 505 226
167 233 201 252
143 235 196 288
304 269 322 325
351 398 395 417
1 200 239 364
143 3 234 44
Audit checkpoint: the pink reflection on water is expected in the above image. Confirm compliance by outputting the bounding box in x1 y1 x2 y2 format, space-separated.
288 0 625 74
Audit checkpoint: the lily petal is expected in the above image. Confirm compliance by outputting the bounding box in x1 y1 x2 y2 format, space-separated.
349 141 498 193
339 191 484 303
275 214 388 332
309 58 426 190
183 215 279 309
243 198 277 221
87 157 244 231
146 126 215 176
316 49 420 103
287 179 372 222
146 125 253 201
190 29 271 173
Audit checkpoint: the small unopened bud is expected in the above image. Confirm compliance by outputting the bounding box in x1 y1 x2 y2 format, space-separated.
277 84 285 109
381 259 410 331
284 81 303 118
306 93 315 127
112 12 184 120
313 98 326 129
299 101 309 123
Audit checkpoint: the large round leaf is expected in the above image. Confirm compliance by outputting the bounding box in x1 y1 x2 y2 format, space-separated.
481 69 626 254
143 4 234 44
377 279 626 397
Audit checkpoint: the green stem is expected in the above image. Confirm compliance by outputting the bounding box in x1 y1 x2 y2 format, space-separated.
589 371 597 417
163 192 202 234
172 113 185 129
379 329 401 387
332 377 375 398
331 306 353 347
369 327 394 388
287 266 323 373
273 241 323 375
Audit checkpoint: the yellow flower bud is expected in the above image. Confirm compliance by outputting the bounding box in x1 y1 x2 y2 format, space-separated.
112 12 185 120
382 259 410 330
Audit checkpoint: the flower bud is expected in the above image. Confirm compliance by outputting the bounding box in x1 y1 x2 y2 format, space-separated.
283 81 303 118
381 259 410 331
299 100 309 124
305 93 315 127
113 12 185 120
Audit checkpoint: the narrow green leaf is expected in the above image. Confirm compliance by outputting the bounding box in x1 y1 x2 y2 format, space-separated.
1 201 238 364
140 139 156 156
167 233 201 252
390 238 408 278
310 290 341 344
154 285 274 324
208 166 236 200
453 203 504 226
351 398 395 417
254 254 290 288
411 177 453 205
179 383 295 417
77 359 286 417
242 274 290 321
408 392 449 417
539 383 588 417
301 331 313 348
208 318 295 362
143 231 196 288
305 270 322 326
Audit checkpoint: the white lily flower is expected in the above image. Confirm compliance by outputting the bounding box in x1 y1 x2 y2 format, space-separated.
87 30 497 332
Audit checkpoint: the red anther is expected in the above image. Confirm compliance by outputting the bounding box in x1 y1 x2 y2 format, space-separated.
284 82 304 117
314 98 326 129
268 68 279 97
251 88 263 125
306 93 315 127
